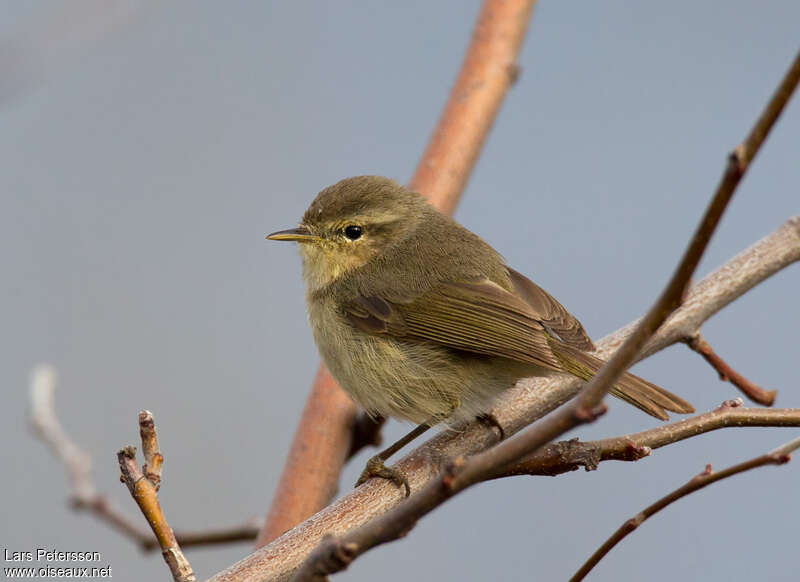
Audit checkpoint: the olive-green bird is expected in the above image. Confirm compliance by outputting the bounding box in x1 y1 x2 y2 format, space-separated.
268 176 694 494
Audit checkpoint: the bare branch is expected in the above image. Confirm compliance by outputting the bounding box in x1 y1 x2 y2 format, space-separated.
407 0 536 216
139 410 164 490
210 46 800 582
569 435 800 582
288 44 800 582
494 399 800 478
209 216 800 582
686 333 777 405
118 416 196 582
258 0 538 547
152 518 263 552
29 364 273 552
29 365 154 545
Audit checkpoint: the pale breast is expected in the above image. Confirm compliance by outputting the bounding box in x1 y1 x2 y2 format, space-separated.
306 294 532 424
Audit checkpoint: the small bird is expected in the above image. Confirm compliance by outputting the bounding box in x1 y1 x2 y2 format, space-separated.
268 176 694 494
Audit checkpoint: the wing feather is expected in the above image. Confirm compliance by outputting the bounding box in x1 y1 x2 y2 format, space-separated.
343 277 564 370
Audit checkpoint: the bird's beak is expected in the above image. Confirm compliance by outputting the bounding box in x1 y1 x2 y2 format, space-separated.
266 226 320 243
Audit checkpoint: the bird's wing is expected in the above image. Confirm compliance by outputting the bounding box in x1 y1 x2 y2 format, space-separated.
505 267 595 351
344 276 567 370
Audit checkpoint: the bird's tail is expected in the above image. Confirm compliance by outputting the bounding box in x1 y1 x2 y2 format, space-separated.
548 342 694 420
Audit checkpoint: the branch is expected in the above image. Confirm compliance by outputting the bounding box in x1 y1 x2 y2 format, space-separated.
257 0 538 547
209 46 800 582
139 410 165 490
29 364 271 552
118 413 196 582
29 365 154 545
493 399 800 478
686 332 777 405
209 217 800 582
569 435 800 582
287 44 800 582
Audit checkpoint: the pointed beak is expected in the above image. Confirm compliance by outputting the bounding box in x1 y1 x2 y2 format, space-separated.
266 226 319 242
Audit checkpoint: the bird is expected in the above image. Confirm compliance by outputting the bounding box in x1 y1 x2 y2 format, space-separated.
268 176 694 495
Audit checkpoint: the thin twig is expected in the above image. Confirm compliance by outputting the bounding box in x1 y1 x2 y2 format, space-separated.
494 399 800 478
29 364 273 552
686 332 777 405
29 365 154 544
139 410 164 490
118 415 196 582
257 0 538 548
569 435 800 582
208 217 800 582
287 46 800 582
152 518 264 551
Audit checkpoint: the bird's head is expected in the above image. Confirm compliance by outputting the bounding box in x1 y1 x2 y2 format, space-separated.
268 176 430 291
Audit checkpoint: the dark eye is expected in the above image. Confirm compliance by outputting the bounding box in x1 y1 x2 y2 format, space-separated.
344 225 363 240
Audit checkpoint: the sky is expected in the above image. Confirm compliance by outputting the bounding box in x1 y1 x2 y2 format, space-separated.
2 2 799 581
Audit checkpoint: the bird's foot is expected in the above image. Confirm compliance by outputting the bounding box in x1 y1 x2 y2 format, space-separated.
476 412 505 441
355 455 410 497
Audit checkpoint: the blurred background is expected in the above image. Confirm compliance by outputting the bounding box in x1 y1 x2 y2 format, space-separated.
2 1 798 580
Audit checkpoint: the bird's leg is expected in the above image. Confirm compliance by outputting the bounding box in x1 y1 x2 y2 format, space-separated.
356 399 461 496
355 422 431 497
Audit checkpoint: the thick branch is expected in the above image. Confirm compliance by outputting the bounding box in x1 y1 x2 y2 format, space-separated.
211 44 800 580
570 435 800 582
288 46 800 582
210 216 800 582
257 0 538 547
686 332 777 405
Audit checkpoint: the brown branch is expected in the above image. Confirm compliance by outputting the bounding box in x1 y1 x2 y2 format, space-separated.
151 519 263 551
221 214 800 582
209 220 800 582
281 48 800 582
29 365 154 545
287 42 800 582
407 0 535 216
494 399 800 478
118 415 196 582
686 332 777 405
139 410 164 490
257 0 538 548
29 364 272 552
569 435 800 582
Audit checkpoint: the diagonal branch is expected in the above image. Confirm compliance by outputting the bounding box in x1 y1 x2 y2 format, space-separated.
685 332 777 405
256 0 539 548
569 435 800 582
29 365 154 545
118 414 196 582
208 44 800 581
29 364 271 552
493 399 800 478
208 215 799 582
287 45 800 582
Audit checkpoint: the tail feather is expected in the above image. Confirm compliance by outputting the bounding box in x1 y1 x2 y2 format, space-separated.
548 341 695 420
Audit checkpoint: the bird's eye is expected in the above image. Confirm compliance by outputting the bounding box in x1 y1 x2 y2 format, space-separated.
344 225 363 240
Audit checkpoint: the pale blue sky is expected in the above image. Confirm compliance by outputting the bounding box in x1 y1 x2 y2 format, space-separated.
2 2 798 581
